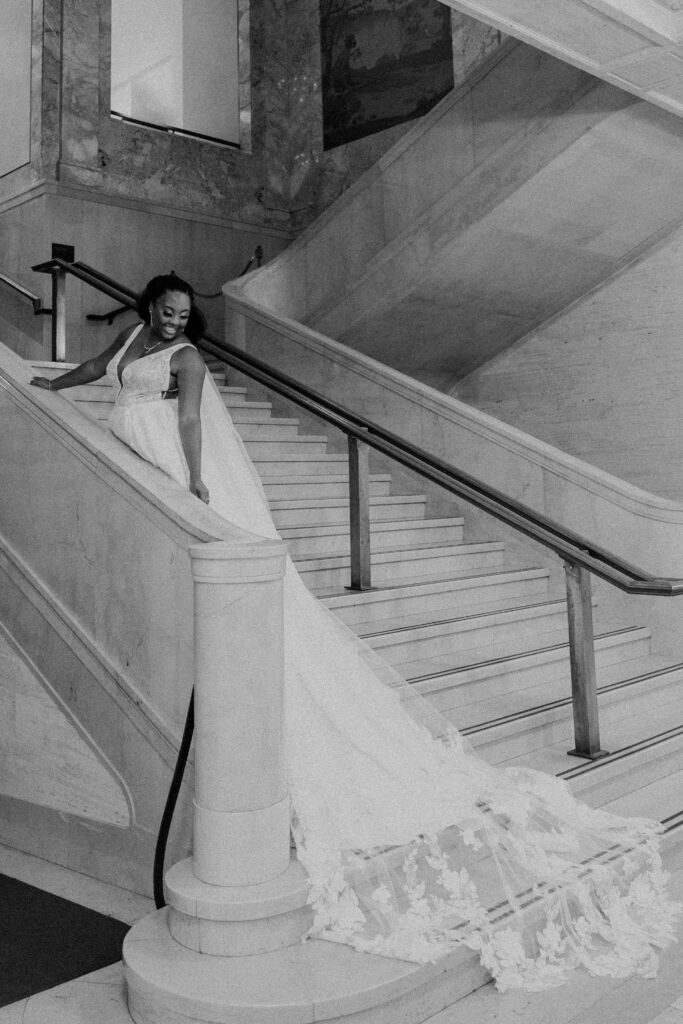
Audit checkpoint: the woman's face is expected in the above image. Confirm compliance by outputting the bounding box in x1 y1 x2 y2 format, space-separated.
151 289 191 340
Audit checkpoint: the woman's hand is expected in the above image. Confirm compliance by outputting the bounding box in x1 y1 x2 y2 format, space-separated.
30 377 53 390
191 478 210 504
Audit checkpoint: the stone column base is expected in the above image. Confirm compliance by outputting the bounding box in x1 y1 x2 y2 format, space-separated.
164 855 312 956
123 909 489 1024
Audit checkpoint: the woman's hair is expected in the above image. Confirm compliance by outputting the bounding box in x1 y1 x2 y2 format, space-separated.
137 273 207 342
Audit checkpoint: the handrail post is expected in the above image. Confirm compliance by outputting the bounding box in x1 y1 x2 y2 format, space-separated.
347 433 373 591
51 266 67 362
564 560 609 759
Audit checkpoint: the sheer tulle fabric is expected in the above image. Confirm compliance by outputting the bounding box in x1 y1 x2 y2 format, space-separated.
106 329 680 991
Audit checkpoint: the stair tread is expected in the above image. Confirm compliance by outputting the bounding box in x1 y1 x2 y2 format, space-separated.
496 694 683 776
452 657 683 733
362 596 567 637
600 768 683 821
280 516 464 539
324 567 549 609
400 626 650 682
264 473 392 485
325 569 548 598
245 435 331 445
295 539 505 569
310 564 533 598
269 495 427 510
341 582 552 636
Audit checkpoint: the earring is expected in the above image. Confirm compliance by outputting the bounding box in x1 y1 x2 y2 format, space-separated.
149 305 154 327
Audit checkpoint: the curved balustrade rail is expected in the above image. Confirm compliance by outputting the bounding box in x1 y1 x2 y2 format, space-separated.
30 255 683 760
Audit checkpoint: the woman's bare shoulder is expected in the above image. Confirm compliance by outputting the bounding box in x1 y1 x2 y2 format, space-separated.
173 343 206 375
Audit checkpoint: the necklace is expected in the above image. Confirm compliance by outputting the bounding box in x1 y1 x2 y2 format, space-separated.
143 336 163 353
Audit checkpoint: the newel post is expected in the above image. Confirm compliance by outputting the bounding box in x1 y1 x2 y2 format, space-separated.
160 537 311 957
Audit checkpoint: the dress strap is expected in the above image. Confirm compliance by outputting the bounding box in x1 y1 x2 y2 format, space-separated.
123 322 145 350
111 322 145 388
159 341 199 399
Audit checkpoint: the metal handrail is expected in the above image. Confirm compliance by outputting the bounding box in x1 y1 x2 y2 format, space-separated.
0 271 51 316
30 255 683 759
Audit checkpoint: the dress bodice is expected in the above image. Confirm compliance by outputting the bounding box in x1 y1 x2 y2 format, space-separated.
106 324 192 406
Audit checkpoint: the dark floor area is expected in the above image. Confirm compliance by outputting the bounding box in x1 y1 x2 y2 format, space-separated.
0 873 129 1007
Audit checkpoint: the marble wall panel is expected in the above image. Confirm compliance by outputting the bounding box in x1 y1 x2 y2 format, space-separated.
3 1 511 255
59 0 102 186
0 0 57 204
238 0 252 151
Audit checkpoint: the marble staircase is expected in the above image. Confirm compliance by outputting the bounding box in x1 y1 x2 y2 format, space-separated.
16 360 682 1024
33 361 683 834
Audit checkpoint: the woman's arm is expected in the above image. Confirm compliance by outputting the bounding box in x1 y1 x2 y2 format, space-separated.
30 327 131 392
174 346 209 504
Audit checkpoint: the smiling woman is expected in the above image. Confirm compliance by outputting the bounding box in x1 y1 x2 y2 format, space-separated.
110 0 241 146
29 273 212 504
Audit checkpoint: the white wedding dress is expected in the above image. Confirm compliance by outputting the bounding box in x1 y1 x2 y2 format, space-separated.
106 326 680 992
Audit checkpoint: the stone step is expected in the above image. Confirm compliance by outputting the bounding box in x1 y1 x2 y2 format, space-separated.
324 567 550 626
598 762 683 823
254 453 349 476
467 664 683 767
270 494 428 527
409 627 653 718
263 474 393 501
564 726 683 819
296 540 506 591
239 436 332 459
222 419 302 440
362 598 570 670
280 517 465 558
502 673 682 779
443 646 668 732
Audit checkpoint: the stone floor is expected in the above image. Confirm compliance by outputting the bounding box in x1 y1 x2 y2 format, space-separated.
0 834 681 1024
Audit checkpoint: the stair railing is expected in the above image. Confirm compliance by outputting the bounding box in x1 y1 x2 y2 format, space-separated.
30 256 683 760
0 271 53 317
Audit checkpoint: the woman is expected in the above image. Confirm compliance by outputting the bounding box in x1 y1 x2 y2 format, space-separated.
31 275 211 504
31 275 680 992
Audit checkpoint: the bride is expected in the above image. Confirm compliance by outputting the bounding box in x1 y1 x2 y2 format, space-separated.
31 274 680 992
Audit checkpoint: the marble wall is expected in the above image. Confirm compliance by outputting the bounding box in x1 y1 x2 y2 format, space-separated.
455 219 683 505
1 0 507 233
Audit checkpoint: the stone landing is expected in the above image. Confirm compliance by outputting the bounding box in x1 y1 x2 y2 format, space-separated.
123 908 489 1024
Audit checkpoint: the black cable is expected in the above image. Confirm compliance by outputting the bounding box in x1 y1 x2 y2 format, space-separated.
152 688 195 909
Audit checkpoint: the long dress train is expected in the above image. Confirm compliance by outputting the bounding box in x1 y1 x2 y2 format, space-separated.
106 326 680 992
